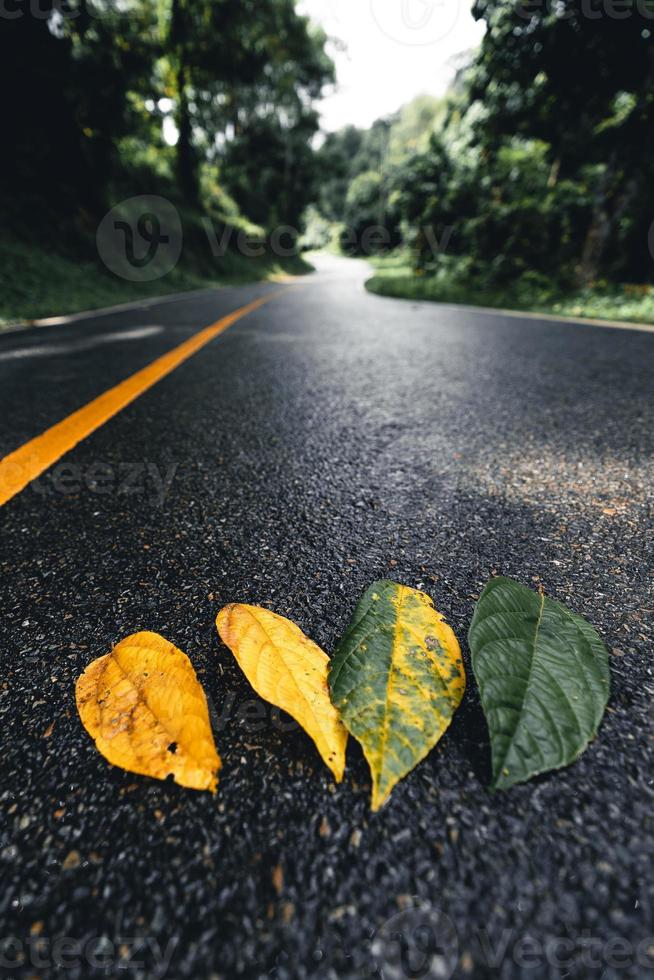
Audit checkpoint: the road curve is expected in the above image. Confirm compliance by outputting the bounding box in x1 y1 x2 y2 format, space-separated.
1 255 652 978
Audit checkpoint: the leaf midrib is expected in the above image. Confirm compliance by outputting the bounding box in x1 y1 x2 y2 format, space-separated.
239 606 328 739
108 645 211 770
492 590 545 784
377 586 410 788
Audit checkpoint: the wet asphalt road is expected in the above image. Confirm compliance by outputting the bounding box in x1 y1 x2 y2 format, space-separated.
1 255 653 980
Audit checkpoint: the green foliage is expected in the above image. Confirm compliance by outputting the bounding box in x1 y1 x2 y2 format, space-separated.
0 2 161 213
339 171 401 255
313 126 366 222
0 223 311 326
314 4 654 289
5 0 654 311
312 96 446 254
466 0 654 283
469 577 610 790
366 256 654 326
220 112 324 231
299 206 340 253
0 0 333 320
166 0 333 217
0 1 333 248
387 95 446 163
396 133 592 283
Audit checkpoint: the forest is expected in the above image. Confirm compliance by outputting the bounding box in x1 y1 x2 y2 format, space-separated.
0 0 333 318
314 1 654 320
2 0 654 322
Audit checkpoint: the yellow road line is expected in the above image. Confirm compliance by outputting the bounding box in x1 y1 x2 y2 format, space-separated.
0 292 280 508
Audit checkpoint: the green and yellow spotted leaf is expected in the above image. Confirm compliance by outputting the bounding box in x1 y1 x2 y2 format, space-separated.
468 576 610 790
329 581 465 810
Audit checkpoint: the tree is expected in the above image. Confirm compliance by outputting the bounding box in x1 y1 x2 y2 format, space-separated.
340 171 401 255
468 0 654 282
0 0 334 244
220 111 324 230
166 0 333 214
314 126 366 221
0 1 159 217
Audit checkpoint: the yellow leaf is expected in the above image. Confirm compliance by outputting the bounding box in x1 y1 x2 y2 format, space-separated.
216 604 347 781
76 631 221 792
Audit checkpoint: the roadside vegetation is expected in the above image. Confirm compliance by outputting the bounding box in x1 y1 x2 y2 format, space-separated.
310 3 654 325
1 1 331 323
4 3 654 326
0 227 310 326
365 253 654 326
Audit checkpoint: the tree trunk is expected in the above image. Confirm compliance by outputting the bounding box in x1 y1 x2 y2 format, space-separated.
547 157 560 188
170 0 199 205
577 154 617 287
175 63 199 205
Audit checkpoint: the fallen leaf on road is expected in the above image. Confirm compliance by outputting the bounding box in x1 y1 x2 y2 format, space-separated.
468 577 610 790
76 631 221 792
216 604 347 781
329 581 466 810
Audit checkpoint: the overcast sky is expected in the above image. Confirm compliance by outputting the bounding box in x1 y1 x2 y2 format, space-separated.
298 0 486 132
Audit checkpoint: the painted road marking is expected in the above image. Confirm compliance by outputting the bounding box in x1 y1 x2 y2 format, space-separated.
0 326 164 363
0 292 280 508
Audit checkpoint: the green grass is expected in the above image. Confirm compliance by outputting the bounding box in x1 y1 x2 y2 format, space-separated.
0 231 311 327
366 254 654 326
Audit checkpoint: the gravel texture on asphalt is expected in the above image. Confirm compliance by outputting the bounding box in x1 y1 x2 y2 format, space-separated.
1 256 653 980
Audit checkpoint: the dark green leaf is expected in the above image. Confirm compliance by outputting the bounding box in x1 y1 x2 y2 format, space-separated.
469 577 610 790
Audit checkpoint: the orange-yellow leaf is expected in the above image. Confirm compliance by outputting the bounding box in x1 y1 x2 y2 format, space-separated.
76 631 221 792
216 604 347 781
